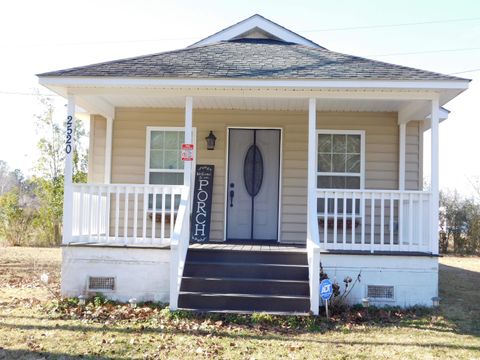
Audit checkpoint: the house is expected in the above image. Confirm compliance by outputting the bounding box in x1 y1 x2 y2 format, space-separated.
38 14 469 314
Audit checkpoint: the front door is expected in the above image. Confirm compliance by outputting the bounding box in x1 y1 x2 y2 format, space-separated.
226 129 281 241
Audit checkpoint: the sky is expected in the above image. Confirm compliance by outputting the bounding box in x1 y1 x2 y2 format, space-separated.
0 0 479 196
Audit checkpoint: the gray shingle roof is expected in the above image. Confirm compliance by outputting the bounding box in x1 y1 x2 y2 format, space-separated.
38 39 465 81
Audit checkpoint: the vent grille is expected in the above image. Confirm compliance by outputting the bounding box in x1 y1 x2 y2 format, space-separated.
88 277 115 291
367 285 394 299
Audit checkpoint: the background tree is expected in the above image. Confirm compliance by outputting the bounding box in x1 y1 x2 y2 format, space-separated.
0 165 36 246
32 96 87 245
440 190 480 255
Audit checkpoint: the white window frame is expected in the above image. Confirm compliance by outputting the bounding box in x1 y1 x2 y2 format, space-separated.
316 129 365 190
144 126 197 185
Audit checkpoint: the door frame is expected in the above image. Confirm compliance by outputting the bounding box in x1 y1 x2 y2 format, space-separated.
223 127 283 242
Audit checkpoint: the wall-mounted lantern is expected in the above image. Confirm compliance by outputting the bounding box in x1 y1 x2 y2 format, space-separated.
205 130 217 150
431 296 441 307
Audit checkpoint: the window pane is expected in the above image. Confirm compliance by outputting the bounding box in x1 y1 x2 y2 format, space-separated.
150 149 164 169
150 131 164 149
346 176 360 189
165 131 182 149
318 153 331 172
331 176 346 189
332 135 346 153
149 172 184 185
346 154 360 173
318 175 331 188
318 134 332 153
347 135 361 154
332 154 346 172
164 150 182 170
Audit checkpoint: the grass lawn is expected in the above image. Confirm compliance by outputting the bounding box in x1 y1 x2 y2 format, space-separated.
0 247 479 359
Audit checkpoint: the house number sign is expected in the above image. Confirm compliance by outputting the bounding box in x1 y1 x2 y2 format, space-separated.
65 115 73 154
190 165 214 243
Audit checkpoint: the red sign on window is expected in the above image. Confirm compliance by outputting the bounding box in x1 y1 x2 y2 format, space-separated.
181 143 194 161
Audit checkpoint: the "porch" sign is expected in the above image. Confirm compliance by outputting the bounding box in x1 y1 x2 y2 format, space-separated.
190 165 214 243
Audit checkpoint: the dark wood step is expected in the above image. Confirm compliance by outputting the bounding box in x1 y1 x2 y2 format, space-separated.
183 261 308 280
186 248 307 265
176 308 310 316
180 277 309 296
178 292 310 313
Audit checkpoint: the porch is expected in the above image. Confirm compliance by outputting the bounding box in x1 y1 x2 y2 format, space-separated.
54 87 446 314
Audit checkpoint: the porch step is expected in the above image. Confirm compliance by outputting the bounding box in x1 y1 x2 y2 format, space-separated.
178 292 310 313
183 261 308 280
181 277 309 296
178 247 310 314
186 248 307 265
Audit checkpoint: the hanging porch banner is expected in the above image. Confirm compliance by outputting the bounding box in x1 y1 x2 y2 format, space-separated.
190 165 214 243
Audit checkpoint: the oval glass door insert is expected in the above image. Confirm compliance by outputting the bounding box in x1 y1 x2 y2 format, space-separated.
243 144 264 197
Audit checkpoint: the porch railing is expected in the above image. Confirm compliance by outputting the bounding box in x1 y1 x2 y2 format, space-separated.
71 183 185 245
316 189 432 253
169 186 191 310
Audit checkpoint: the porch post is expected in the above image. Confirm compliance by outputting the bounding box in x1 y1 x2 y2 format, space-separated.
104 117 113 184
62 94 76 244
308 97 320 314
399 123 406 191
430 97 440 255
184 97 193 188
307 98 317 232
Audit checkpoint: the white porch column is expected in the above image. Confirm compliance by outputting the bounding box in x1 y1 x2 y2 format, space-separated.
399 123 406 190
308 97 320 314
430 97 440 254
184 96 193 188
62 95 76 244
307 98 317 231
104 117 113 184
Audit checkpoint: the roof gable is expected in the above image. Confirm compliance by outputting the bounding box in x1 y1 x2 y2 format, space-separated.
189 14 323 48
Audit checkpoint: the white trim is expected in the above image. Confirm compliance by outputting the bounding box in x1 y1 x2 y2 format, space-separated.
316 129 366 190
223 126 283 242
189 14 321 48
104 117 113 184
399 123 406 191
430 97 440 255
144 126 197 185
184 97 193 189
63 94 75 244
39 76 470 92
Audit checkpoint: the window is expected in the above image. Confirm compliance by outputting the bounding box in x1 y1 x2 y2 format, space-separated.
317 130 364 216
147 128 186 186
145 127 195 210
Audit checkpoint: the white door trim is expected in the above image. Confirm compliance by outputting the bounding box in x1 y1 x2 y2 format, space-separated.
223 126 283 242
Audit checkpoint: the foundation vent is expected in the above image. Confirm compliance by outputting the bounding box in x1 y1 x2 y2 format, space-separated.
367 285 394 300
88 277 115 291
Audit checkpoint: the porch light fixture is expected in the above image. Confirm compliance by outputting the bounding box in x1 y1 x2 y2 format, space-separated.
205 130 217 150
78 295 86 306
129 298 137 308
431 296 441 307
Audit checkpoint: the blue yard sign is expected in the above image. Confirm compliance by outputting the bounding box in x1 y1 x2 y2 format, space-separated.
320 279 333 301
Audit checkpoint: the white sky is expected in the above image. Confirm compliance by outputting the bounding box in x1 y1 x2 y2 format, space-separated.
0 0 479 196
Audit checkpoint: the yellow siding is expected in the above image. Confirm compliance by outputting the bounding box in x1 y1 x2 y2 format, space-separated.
88 115 106 183
91 108 422 244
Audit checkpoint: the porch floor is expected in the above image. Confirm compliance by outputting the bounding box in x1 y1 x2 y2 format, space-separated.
189 241 306 253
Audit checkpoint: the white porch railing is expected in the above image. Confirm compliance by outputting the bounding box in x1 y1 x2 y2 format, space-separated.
317 189 432 253
169 187 191 310
71 183 185 245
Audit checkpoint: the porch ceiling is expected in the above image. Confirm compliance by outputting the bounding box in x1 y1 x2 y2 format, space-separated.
92 94 414 112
